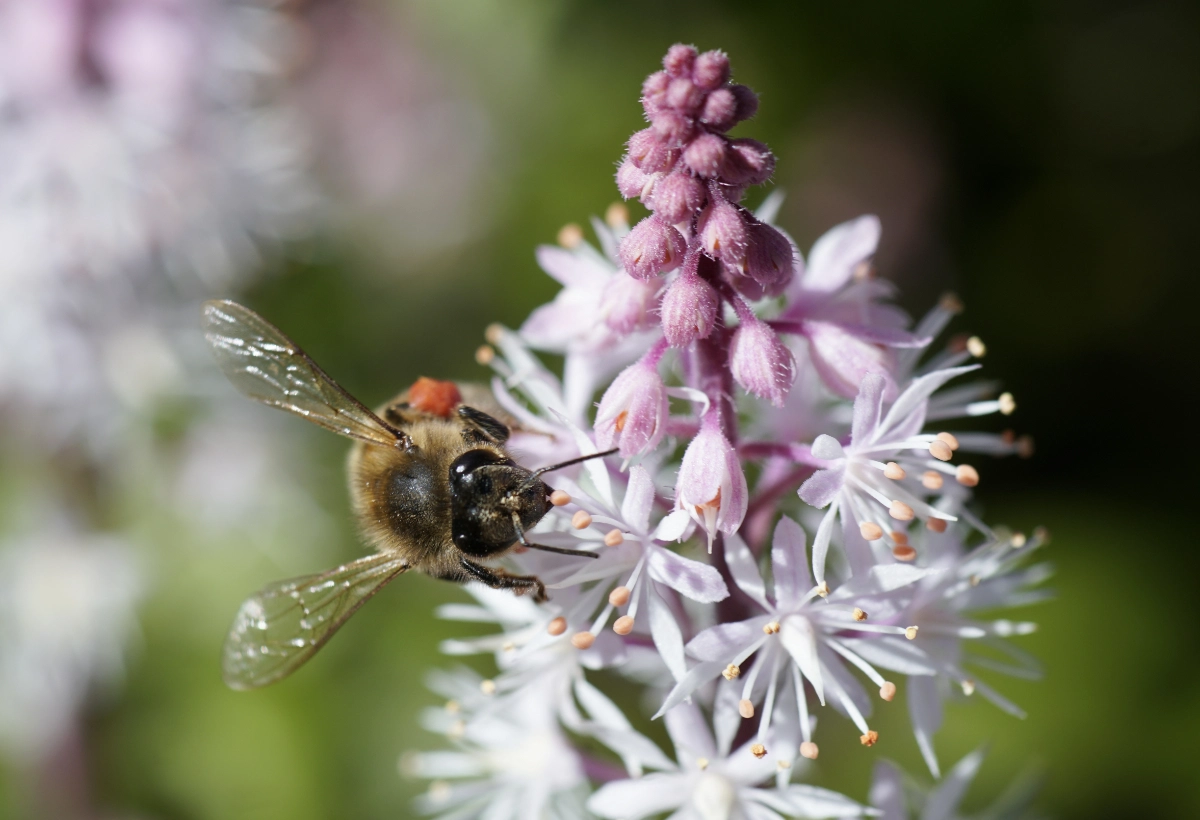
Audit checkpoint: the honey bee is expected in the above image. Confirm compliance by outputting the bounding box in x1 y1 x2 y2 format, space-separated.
202 300 612 689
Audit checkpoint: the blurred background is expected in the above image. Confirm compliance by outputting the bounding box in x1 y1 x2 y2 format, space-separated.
0 0 1196 818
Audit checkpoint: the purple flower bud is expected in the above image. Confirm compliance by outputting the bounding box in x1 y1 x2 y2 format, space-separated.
595 360 669 457
730 274 765 301
675 413 748 551
651 109 692 144
730 84 759 122
666 77 704 113
698 197 749 271
699 87 738 131
722 138 775 186
600 274 661 335
616 157 654 200
641 70 670 113
745 222 796 295
651 172 706 224
628 128 679 174
619 216 686 279
729 316 796 406
692 50 730 90
682 132 728 178
663 44 698 78
660 267 719 346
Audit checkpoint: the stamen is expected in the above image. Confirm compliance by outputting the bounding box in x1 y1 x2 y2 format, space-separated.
852 260 875 280
605 202 629 227
604 529 624 547
696 757 709 770
1034 525 1050 543
571 631 596 650
956 464 980 487
777 760 791 771
474 344 494 365
859 730 879 747
938 431 960 450
859 522 883 541
879 681 897 701
926 517 948 533
571 510 592 529
448 720 466 739
969 574 980 587
550 490 572 506
615 410 628 432
929 439 953 461
852 608 868 622
817 581 830 598
557 223 584 248
889 501 915 521
891 530 908 545
502 642 515 653
762 621 781 635
480 679 496 695
999 392 1016 415
1011 532 1027 548
939 292 964 313
485 323 504 345
613 615 635 635
922 470 944 490
739 699 755 719
547 616 567 636
892 545 916 562
444 700 460 714
1017 435 1035 458
883 462 906 480
608 586 631 607
750 743 768 759
967 336 986 358
723 663 741 680
799 742 819 760
904 626 919 640
428 781 451 803
962 679 976 696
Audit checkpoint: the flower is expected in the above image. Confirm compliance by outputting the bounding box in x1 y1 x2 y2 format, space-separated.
870 748 1041 820
729 313 797 407
675 411 748 552
595 352 671 458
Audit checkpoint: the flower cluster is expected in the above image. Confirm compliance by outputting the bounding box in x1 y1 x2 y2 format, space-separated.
407 45 1047 819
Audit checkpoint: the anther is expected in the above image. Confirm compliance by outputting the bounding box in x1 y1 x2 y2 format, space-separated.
1017 435 1035 458
777 759 791 771
614 411 628 432
1011 532 1027 548
956 464 980 487
604 529 624 547
852 260 875 280
852 607 868 622
571 510 592 529
904 626 919 640
860 522 883 541
485 323 504 345
571 631 596 650
937 431 960 451
750 744 767 759
550 490 572 506
739 699 755 719
922 470 944 490
961 679 976 696
889 501 914 521
762 621 781 635
817 581 830 597
480 679 496 695
474 345 495 366
557 223 584 249
547 616 567 636
967 336 987 358
609 586 631 607
605 202 629 228
860 730 879 747
939 292 964 313
445 700 460 714
800 741 819 760
883 462 906 480
1034 525 1050 544
929 440 953 461
891 530 908 545
502 642 515 652
926 517 948 533
427 781 451 803
880 681 897 701
969 574 980 587
696 757 709 770
723 663 741 680
892 545 917 562
613 616 635 635
999 392 1016 415
448 720 466 739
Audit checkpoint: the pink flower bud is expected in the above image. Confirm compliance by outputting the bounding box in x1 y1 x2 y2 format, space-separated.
663 44 698 78
745 222 796 295
730 84 759 122
722 138 775 186
675 413 748 551
698 197 749 271
666 77 704 113
627 128 678 174
660 268 719 346
729 317 796 406
616 157 654 200
683 132 728 178
595 360 669 457
692 50 730 90
601 274 661 335
651 109 692 144
619 216 686 279
651 172 706 224
699 87 738 131
642 70 670 113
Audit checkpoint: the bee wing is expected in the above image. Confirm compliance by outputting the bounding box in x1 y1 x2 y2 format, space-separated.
223 553 409 689
203 300 406 448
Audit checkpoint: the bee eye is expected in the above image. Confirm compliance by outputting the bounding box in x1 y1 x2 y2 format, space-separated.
450 449 503 479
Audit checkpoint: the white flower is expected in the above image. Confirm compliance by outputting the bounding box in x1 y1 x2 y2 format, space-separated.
870 748 1042 820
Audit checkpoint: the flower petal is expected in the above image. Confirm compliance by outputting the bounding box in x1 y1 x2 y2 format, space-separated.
798 466 845 509
648 584 688 682
780 616 824 705
648 546 729 603
908 673 944 778
724 531 771 609
623 464 656 534
771 516 812 604
663 701 717 762
924 749 986 820
687 618 765 662
804 215 881 294
851 372 886 445
588 774 688 819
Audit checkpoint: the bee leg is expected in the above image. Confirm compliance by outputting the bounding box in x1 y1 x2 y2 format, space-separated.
458 558 548 603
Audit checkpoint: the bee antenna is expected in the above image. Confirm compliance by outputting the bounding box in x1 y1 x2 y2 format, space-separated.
522 448 618 489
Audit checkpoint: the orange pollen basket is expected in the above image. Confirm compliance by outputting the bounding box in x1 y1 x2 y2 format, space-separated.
408 377 462 418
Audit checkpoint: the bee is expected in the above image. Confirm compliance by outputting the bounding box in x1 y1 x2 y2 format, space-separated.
202 300 612 690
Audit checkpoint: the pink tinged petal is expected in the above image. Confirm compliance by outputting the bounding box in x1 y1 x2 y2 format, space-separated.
729 318 797 406
675 419 747 547
779 616 824 705
623 465 656 534
648 546 729 603
924 750 986 820
804 214 881 294
839 516 876 580
712 683 743 758
834 322 931 348
839 637 938 677
723 741 779 784
686 618 764 662
581 631 630 670
798 465 845 509
753 785 873 818
588 774 689 819
810 434 845 461
654 509 692 541
822 648 874 725
574 679 676 775
723 532 771 609
869 761 907 820
648 584 688 682
535 244 612 289
908 673 944 778
601 274 662 335
594 361 669 458
664 701 717 762
809 503 839 586
803 320 899 402
519 294 593 351
555 409 615 508
656 660 726 718
850 372 887 445
771 516 812 604
878 364 980 441
661 269 720 347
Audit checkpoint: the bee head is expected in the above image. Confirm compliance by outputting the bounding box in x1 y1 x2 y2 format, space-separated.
448 449 551 557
